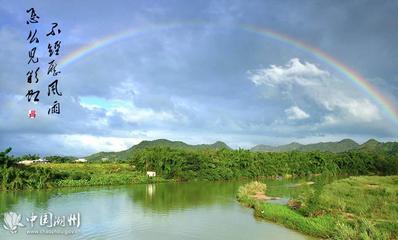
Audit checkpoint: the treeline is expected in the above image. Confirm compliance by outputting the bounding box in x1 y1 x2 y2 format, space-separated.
0 148 60 190
4 154 76 163
44 156 77 163
130 147 398 181
0 148 152 190
1 145 397 190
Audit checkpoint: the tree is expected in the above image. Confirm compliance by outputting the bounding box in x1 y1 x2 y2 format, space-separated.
0 148 13 167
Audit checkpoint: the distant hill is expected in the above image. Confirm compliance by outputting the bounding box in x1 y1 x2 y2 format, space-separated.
251 142 302 152
359 139 381 151
131 139 230 151
251 139 360 153
358 139 398 155
86 138 398 162
86 139 231 162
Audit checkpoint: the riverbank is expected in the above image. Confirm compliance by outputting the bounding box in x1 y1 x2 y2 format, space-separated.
237 176 398 239
38 163 168 187
0 162 167 190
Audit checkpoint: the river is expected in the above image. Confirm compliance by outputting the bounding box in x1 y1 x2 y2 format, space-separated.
0 179 315 239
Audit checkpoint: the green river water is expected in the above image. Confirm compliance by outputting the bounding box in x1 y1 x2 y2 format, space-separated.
0 179 317 239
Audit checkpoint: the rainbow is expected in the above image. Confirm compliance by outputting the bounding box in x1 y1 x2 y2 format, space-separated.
242 25 398 126
59 23 398 126
59 21 202 68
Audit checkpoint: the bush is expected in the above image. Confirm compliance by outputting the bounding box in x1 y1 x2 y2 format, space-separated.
237 181 266 199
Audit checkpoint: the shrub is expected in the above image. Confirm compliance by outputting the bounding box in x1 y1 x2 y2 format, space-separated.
237 181 266 199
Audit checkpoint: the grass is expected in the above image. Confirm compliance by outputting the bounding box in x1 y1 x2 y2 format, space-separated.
237 181 266 197
33 163 166 187
315 176 398 221
237 176 398 239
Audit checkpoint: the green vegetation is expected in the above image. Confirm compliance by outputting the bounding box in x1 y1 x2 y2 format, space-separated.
1 148 58 189
128 144 398 180
44 156 77 163
1 138 397 190
237 176 398 239
17 154 40 161
0 149 164 190
83 138 398 181
36 163 165 187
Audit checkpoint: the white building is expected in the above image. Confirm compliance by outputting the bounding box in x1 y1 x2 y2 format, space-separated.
146 171 156 177
33 158 49 164
17 158 48 165
17 160 34 166
74 158 87 163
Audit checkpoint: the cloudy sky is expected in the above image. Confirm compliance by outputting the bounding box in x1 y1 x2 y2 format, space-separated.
1 0 398 156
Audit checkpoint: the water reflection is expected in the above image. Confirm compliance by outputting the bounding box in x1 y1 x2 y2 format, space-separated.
127 181 241 213
0 179 327 239
146 184 156 198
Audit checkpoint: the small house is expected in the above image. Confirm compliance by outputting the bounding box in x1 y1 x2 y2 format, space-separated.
146 171 156 177
74 158 87 163
17 160 34 166
18 158 48 165
33 158 49 164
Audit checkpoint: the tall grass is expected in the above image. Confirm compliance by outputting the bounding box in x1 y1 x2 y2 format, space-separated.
1 166 56 190
0 162 166 190
35 163 165 187
237 181 266 199
237 176 398 239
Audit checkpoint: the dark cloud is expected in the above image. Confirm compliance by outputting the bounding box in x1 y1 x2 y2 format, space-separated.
1 0 397 155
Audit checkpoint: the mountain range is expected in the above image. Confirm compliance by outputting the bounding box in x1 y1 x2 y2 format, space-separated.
86 138 393 161
86 139 230 161
251 138 360 153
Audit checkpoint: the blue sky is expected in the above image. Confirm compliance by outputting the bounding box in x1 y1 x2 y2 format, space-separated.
1 0 398 156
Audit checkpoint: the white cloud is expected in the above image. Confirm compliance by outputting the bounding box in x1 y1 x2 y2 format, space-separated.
80 96 185 125
321 98 381 124
249 58 382 125
62 134 140 153
248 58 329 87
285 106 310 120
